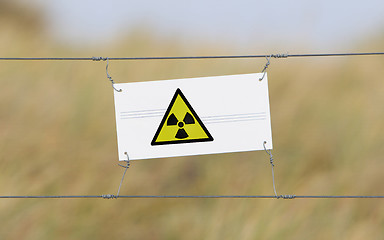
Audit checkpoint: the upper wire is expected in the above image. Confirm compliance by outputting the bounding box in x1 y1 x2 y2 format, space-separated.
1 52 384 61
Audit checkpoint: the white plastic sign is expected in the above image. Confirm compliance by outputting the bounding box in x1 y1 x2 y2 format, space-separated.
114 73 272 161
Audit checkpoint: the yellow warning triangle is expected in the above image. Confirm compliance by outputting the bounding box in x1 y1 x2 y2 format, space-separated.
151 88 214 145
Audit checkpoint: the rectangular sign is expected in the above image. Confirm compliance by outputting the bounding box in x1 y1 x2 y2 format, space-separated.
114 73 272 161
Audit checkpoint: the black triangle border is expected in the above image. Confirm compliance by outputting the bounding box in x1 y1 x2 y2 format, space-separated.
151 88 214 146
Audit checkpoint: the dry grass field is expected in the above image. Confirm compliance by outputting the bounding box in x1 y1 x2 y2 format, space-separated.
0 3 383 239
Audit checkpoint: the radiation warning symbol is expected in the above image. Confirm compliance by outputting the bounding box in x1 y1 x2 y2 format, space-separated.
151 88 214 145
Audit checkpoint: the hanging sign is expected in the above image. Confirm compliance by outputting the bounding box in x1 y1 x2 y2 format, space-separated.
114 73 272 161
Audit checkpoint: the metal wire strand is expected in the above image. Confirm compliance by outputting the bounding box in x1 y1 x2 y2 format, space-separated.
0 195 383 199
1 52 384 61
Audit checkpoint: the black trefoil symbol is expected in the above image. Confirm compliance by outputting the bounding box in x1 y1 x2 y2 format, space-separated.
166 112 195 139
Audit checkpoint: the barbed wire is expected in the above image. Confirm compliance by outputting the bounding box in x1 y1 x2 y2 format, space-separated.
0 195 383 199
0 52 384 61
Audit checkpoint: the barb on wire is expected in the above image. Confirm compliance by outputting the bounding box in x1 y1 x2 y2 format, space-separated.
92 56 107 61
272 53 289 58
105 58 122 92
102 194 117 199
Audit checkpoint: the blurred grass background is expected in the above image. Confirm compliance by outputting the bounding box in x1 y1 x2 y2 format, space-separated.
0 1 384 239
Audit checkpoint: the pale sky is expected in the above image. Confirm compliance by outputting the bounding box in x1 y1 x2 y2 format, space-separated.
33 0 384 51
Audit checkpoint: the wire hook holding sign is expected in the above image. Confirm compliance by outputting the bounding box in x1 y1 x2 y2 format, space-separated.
106 58 122 92
263 141 278 198
259 55 272 81
101 152 130 199
263 141 296 200
116 152 130 197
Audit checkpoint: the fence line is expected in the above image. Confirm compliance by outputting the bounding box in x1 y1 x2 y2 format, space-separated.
1 52 384 61
0 195 383 199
